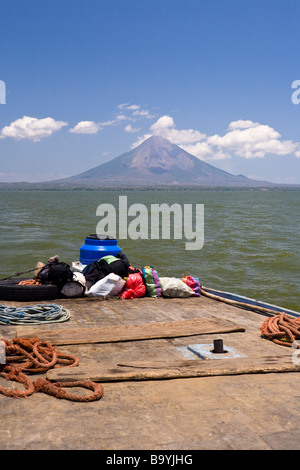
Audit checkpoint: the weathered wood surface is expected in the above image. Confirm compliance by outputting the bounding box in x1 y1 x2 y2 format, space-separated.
47 353 298 383
16 316 245 345
2 295 300 450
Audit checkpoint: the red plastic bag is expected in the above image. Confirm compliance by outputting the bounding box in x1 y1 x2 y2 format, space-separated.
121 273 146 299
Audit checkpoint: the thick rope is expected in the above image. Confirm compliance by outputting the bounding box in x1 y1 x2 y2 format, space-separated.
0 267 37 282
34 378 104 402
0 337 104 402
0 304 70 325
260 312 300 347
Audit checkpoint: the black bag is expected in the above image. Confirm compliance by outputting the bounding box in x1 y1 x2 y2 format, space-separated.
98 252 129 279
38 262 73 288
83 252 130 288
82 260 105 288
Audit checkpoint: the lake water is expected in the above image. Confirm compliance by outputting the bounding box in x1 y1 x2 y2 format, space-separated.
0 189 299 311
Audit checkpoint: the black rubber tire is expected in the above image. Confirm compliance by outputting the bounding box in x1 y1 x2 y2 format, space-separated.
0 278 59 301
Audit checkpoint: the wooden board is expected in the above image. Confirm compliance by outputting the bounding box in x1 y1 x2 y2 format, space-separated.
16 316 245 345
47 354 300 383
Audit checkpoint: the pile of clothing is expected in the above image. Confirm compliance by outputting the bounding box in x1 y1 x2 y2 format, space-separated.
34 253 201 300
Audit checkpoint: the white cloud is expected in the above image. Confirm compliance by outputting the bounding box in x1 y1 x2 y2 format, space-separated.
0 116 68 141
69 120 100 134
115 114 128 121
132 108 155 119
99 119 116 127
228 120 260 130
149 115 206 144
131 133 152 148
69 103 155 138
180 141 214 160
118 103 130 109
132 116 300 162
150 115 173 132
131 115 206 149
118 103 155 119
206 121 298 159
124 104 140 111
69 116 125 134
125 123 141 133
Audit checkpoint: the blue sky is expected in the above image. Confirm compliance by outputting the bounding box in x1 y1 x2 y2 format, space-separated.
1 0 300 184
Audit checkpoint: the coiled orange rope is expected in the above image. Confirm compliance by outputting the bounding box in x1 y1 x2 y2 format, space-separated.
260 313 300 347
0 337 104 401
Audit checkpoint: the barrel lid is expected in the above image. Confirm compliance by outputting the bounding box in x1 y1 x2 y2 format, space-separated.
86 234 116 240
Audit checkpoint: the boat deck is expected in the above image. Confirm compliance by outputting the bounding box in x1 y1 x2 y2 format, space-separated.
1 294 300 450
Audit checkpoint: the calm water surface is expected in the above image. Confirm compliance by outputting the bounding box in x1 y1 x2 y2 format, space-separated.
0 189 299 311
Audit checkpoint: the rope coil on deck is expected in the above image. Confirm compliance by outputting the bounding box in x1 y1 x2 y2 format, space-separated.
0 304 70 325
260 313 300 347
0 337 104 402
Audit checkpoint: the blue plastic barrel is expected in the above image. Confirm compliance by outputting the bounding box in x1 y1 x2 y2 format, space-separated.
80 234 121 265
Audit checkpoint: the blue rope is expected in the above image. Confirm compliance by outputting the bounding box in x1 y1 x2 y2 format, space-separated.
0 304 70 325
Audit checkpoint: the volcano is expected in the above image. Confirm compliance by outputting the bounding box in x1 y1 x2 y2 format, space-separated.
47 135 271 188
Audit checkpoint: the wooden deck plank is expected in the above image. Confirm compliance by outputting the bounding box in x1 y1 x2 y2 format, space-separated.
16 316 245 345
47 354 299 383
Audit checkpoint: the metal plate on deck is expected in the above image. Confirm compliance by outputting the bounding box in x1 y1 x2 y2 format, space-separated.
176 343 247 360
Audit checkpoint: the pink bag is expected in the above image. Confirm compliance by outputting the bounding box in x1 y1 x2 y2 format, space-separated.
181 275 201 297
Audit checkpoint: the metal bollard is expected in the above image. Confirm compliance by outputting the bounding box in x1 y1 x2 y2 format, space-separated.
212 339 226 354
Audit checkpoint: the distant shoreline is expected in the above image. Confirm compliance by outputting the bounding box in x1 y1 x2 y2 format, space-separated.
0 184 299 191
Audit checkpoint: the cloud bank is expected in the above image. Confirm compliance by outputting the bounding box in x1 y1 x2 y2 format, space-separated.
133 116 300 161
0 104 152 141
69 103 154 135
1 107 299 165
